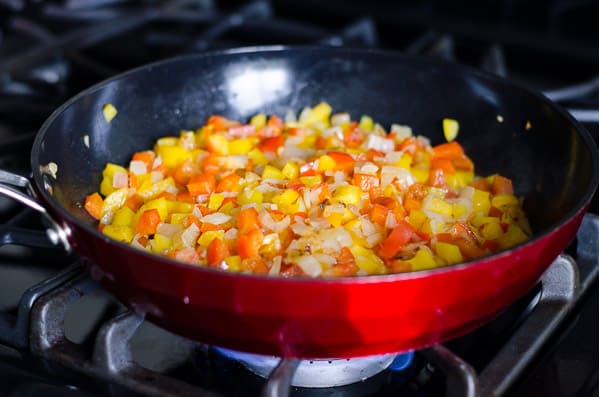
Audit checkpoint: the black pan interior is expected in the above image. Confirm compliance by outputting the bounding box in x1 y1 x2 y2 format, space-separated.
32 47 598 238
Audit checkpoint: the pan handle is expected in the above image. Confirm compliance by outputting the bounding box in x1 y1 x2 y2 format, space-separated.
0 170 72 253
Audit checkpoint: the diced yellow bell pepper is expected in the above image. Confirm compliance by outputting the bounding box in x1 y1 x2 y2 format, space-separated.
112 207 135 226
452 203 469 219
250 113 267 130
248 148 268 166
156 137 178 147
442 118 459 142
395 153 412 169
205 133 229 155
434 242 463 265
472 189 491 215
446 172 474 190
136 197 169 222
208 193 225 211
471 216 501 228
102 225 133 243
383 184 397 198
228 138 256 155
301 102 332 126
481 221 504 240
411 167 429 183
407 249 438 271
298 135 317 149
237 188 263 205
333 185 362 205
197 230 225 247
317 155 336 171
491 194 519 209
425 198 453 217
408 209 427 230
262 165 285 180
273 189 300 206
225 255 242 272
358 115 374 131
300 175 322 187
102 103 118 122
324 210 343 228
349 244 386 274
219 201 237 216
170 213 189 225
100 163 128 196
157 145 192 168
137 177 175 200
497 224 528 249
281 161 299 180
279 202 300 215
166 200 194 214
150 233 172 253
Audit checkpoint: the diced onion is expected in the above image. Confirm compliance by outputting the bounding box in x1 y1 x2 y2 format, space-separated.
390 124 413 141
365 134 395 153
224 228 238 240
269 256 282 275
157 222 182 237
202 213 231 225
291 221 312 236
129 160 148 175
151 171 163 183
295 255 322 277
112 172 128 189
180 223 200 248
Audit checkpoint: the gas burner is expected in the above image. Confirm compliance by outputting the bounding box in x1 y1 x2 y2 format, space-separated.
213 347 412 388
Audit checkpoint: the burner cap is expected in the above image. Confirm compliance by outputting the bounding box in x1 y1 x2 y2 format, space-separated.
214 347 413 388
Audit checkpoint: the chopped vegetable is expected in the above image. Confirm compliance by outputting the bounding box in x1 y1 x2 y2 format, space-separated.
102 103 118 122
85 103 531 277
442 118 459 141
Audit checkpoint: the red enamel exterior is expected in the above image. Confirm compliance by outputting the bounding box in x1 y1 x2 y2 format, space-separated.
47 202 588 358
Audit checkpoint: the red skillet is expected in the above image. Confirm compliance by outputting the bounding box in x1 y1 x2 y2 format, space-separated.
0 47 596 358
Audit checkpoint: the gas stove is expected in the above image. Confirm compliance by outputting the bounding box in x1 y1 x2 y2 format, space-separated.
0 1 598 396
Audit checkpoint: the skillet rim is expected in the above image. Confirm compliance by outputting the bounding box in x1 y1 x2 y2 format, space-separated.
30 45 599 284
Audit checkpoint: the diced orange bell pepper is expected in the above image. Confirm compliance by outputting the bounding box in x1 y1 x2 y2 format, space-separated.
343 122 363 148
242 257 269 273
216 173 241 193
452 155 474 171
187 174 216 197
379 221 417 259
472 178 491 192
207 238 229 266
237 207 260 235
172 159 196 185
370 203 389 226
353 173 380 192
259 135 284 154
492 175 514 195
84 192 103 220
432 141 465 160
430 158 456 174
237 229 264 259
428 168 446 187
206 115 240 131
136 208 161 235
327 151 356 172
330 247 359 276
